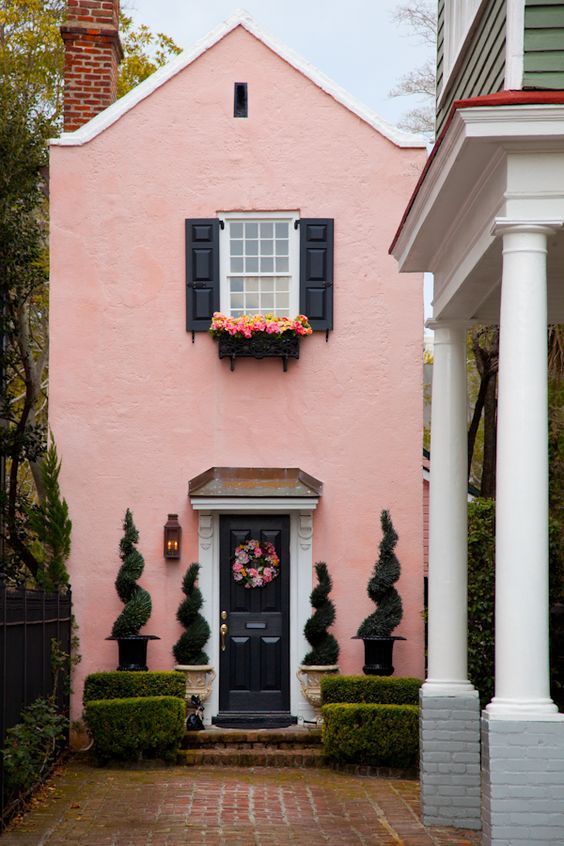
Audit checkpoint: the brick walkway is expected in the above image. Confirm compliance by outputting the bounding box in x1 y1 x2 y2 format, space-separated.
4 761 481 846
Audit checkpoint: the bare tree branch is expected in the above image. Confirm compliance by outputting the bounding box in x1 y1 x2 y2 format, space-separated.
390 61 436 99
389 2 437 137
548 325 564 379
391 2 437 44
397 106 435 135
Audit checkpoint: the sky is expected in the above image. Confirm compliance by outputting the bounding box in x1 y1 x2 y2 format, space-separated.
125 1 435 320
126 0 432 128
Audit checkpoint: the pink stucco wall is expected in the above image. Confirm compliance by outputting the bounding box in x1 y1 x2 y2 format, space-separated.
49 25 426 715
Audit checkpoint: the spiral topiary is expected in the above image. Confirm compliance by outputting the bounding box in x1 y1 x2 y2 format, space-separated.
357 510 403 638
173 563 210 665
111 509 152 638
302 561 339 665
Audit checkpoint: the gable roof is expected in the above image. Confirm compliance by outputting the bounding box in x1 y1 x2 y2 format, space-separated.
50 9 425 149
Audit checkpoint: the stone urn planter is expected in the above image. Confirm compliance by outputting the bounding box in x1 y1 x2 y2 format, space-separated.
297 664 339 720
175 664 216 705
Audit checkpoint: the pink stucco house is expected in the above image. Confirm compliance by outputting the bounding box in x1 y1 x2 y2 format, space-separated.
50 2 426 724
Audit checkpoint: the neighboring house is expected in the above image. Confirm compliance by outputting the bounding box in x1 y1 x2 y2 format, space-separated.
392 0 564 841
49 3 426 725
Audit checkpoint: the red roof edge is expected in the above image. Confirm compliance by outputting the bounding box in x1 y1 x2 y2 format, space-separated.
389 90 564 256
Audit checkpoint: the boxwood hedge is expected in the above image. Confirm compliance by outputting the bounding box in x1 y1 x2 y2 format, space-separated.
85 696 185 763
320 675 422 705
83 671 185 704
322 703 419 768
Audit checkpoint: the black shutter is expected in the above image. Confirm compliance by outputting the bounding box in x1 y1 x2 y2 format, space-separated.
185 218 220 332
299 218 334 331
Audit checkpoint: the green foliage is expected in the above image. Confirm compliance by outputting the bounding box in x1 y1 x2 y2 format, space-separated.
321 675 422 705
302 562 339 665
50 633 81 702
549 378 564 607
467 499 496 708
2 697 67 796
0 3 182 125
173 563 210 665
118 14 182 99
27 440 71 591
83 671 185 704
0 4 181 584
321 703 419 768
0 76 50 583
357 510 403 638
84 696 185 763
0 0 66 123
111 509 152 638
549 381 564 709
468 497 563 709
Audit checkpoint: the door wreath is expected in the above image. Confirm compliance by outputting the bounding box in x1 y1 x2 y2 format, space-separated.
232 539 280 589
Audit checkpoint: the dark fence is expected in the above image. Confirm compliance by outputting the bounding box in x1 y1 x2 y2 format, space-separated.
0 585 72 822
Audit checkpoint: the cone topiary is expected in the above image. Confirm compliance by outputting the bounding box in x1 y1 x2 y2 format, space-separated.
357 510 403 638
173 563 210 665
302 562 339 665
111 509 152 638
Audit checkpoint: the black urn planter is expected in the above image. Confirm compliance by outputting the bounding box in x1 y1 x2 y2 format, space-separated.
353 635 406 676
106 634 160 671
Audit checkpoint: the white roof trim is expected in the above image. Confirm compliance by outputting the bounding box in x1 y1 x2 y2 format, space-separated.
50 8 425 149
190 496 319 512
392 103 564 269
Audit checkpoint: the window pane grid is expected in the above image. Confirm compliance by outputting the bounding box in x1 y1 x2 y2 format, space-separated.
228 219 292 317
227 272 291 278
229 275 290 318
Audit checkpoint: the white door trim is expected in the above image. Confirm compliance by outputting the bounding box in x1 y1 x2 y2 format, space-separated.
193 498 319 723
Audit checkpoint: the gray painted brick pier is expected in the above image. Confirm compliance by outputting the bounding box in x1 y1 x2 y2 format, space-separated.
419 689 482 830
481 714 564 845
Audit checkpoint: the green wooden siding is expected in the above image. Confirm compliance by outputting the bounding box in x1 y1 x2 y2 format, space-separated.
436 0 445 103
436 0 506 135
524 1 564 88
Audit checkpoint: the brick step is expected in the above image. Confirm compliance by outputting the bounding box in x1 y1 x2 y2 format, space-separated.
177 747 327 768
182 727 322 750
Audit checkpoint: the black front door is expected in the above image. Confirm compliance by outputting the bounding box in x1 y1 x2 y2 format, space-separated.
218 515 290 720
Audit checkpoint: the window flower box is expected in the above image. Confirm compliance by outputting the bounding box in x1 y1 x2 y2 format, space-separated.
210 313 312 371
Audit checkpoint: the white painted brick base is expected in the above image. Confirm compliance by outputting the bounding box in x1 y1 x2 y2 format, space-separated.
481 714 564 846
419 689 482 830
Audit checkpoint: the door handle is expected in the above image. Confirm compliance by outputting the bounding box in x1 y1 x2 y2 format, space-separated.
220 623 228 651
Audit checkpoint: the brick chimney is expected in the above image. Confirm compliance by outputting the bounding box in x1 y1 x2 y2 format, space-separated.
60 0 123 132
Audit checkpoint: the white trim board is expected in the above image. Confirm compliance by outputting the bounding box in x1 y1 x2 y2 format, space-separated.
392 104 564 274
505 0 525 90
192 497 318 724
50 9 425 150
191 496 319 512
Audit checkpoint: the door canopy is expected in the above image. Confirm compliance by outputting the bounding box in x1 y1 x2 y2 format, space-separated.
189 467 323 500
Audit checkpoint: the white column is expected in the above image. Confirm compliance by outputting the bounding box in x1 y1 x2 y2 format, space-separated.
487 221 559 717
424 321 475 695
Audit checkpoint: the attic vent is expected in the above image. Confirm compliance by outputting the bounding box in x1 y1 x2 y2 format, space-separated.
234 83 248 118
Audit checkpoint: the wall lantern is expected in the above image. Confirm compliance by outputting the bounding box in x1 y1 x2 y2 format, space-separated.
164 514 181 559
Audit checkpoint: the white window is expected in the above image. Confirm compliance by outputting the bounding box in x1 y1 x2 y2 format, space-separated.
219 212 299 318
442 0 482 94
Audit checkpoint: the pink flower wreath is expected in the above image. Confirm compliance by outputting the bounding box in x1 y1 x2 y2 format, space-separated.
232 539 280 589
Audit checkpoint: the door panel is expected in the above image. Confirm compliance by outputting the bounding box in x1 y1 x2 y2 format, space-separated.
219 515 290 714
